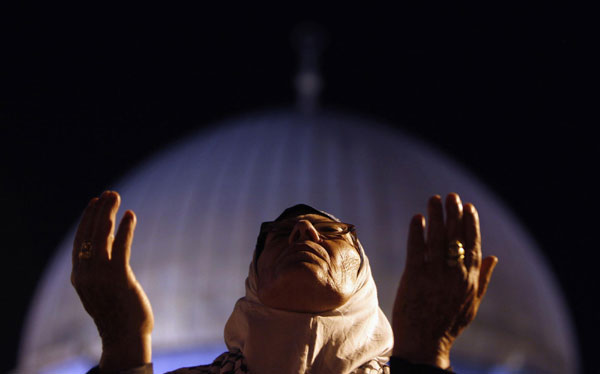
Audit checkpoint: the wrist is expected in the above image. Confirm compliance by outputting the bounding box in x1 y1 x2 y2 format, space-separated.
100 333 152 372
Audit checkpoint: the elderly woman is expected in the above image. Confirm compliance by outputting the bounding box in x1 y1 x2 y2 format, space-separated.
72 191 497 374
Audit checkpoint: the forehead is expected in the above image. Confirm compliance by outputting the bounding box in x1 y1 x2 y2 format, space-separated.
279 213 336 223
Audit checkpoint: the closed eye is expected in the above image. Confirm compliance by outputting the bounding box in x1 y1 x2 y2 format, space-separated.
319 226 341 233
271 232 289 239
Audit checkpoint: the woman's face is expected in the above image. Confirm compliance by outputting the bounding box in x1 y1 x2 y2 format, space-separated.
256 214 362 313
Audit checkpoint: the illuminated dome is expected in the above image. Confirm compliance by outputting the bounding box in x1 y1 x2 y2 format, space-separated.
18 109 579 373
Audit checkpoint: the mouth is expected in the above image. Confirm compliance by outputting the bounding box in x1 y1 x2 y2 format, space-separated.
278 241 329 264
286 250 324 265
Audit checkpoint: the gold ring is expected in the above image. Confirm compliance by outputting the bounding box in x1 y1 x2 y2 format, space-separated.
447 240 465 267
78 241 92 260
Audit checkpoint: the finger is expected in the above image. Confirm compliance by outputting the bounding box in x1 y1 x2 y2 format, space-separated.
406 214 426 267
463 203 481 269
426 195 445 263
445 193 464 244
112 210 137 269
91 191 121 262
73 197 99 266
477 256 498 299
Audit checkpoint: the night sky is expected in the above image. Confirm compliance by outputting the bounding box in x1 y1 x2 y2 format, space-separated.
1 4 595 373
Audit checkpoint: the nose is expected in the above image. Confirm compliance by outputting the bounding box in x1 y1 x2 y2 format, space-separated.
288 220 321 244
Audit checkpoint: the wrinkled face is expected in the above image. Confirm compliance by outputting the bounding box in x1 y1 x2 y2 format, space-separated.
256 214 362 313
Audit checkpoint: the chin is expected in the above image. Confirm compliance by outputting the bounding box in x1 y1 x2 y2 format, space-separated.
258 265 350 313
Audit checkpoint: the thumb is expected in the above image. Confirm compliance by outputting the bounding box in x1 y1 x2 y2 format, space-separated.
477 255 498 299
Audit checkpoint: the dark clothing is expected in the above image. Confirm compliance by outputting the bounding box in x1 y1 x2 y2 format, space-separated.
86 354 455 374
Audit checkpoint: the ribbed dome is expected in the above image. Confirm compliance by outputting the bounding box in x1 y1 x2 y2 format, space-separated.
19 109 578 373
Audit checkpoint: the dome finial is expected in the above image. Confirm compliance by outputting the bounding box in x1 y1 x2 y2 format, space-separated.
292 22 327 115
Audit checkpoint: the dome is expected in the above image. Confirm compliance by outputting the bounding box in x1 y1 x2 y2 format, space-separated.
18 109 578 373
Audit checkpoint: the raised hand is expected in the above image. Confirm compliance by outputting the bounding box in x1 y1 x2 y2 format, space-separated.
71 191 154 371
392 193 498 369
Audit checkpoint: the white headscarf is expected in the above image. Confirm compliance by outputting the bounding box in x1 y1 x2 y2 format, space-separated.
224 207 394 374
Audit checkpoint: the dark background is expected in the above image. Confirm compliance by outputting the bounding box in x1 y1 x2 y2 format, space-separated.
1 4 595 374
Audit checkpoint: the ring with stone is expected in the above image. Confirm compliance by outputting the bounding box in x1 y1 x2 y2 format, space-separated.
447 240 465 267
78 241 93 260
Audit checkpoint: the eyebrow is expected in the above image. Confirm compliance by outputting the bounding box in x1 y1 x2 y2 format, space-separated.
265 217 337 236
